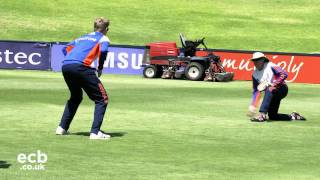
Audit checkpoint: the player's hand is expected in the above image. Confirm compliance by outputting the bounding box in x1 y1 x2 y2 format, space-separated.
268 83 276 92
257 81 271 92
96 69 102 77
247 105 257 118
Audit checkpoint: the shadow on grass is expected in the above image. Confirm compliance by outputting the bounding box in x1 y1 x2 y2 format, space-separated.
0 161 11 169
266 119 306 122
251 119 306 122
72 132 127 138
250 119 292 122
266 119 292 122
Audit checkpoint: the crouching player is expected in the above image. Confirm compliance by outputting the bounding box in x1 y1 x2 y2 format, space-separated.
247 52 306 122
56 17 111 139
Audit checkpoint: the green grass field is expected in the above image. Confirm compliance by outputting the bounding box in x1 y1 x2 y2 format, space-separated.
0 70 320 179
1 0 320 53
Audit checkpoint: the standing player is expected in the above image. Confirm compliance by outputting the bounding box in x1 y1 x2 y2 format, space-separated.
248 52 306 122
56 17 111 140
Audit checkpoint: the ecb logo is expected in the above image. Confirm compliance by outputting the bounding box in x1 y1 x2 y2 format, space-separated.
17 150 48 170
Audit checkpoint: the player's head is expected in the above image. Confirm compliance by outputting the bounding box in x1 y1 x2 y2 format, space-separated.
251 52 269 70
94 17 110 35
251 52 269 62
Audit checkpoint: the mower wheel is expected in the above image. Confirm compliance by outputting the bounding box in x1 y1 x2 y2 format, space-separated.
185 62 204 81
143 65 159 78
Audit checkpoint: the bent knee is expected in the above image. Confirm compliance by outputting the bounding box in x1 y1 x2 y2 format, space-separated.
69 96 83 104
95 99 108 108
101 97 108 105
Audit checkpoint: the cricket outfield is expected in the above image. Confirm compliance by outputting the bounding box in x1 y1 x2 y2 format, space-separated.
0 70 319 179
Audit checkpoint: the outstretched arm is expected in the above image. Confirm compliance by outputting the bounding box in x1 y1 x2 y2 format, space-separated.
251 77 261 108
247 76 261 117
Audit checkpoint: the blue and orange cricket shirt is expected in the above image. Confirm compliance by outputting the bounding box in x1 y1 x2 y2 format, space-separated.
62 31 110 69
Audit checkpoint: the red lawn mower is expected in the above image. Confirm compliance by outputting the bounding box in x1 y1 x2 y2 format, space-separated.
142 33 234 81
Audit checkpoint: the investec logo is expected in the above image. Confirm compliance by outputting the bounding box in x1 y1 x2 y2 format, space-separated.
17 150 47 171
0 49 42 65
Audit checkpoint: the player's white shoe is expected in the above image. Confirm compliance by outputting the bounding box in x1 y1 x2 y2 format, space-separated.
55 126 69 135
290 112 306 120
90 131 111 140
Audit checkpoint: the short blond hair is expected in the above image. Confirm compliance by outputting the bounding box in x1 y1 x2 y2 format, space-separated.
94 17 109 32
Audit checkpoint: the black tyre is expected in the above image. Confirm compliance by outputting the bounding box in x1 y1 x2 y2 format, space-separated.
156 66 163 77
143 65 158 78
185 62 205 81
